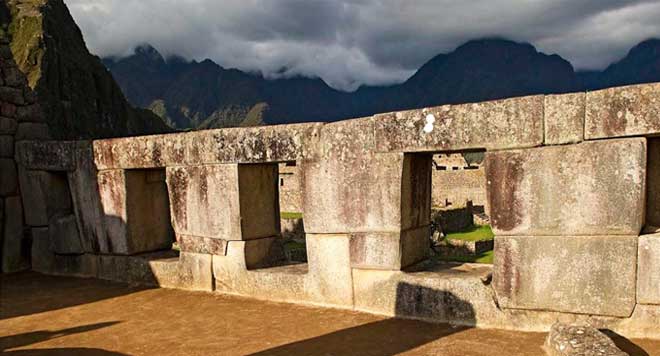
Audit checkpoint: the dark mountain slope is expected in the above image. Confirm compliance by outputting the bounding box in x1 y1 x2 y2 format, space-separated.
5 0 171 139
580 39 660 90
105 39 582 128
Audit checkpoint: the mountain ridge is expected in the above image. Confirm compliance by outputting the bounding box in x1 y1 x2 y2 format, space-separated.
104 38 660 129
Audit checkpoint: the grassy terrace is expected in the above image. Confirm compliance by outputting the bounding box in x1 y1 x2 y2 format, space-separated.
281 211 303 219
436 225 495 264
445 225 494 242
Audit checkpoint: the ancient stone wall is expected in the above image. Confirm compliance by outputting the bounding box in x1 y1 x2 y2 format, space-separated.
0 34 51 273
9 83 660 339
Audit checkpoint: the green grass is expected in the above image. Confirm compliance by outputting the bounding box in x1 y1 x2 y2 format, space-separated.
435 250 494 264
445 225 494 242
281 212 303 219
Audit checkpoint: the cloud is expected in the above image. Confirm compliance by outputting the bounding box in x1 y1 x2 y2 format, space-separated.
65 0 660 91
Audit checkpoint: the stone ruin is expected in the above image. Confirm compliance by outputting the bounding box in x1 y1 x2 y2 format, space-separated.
2 35 660 340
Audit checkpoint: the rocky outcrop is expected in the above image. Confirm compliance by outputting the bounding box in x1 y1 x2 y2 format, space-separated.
544 323 627 356
4 0 172 140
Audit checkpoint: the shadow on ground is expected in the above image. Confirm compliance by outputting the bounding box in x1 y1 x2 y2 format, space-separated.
0 272 152 320
602 330 650 356
0 322 127 355
248 282 476 356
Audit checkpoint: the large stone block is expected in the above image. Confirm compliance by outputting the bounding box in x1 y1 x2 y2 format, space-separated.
14 141 77 171
352 262 497 326
374 95 544 153
18 167 73 227
544 93 584 145
2 196 29 273
303 118 428 234
176 252 213 291
17 167 48 226
638 233 660 305
0 117 17 134
348 227 429 270
0 159 17 196
31 227 55 274
93 123 323 170
14 122 50 141
486 138 646 236
647 138 660 229
167 163 279 244
493 235 637 317
68 141 105 253
586 83 660 139
98 169 174 255
0 135 12 157
305 234 354 306
48 214 83 255
48 254 98 278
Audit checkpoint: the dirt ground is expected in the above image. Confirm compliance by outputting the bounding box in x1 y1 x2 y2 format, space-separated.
1 273 658 356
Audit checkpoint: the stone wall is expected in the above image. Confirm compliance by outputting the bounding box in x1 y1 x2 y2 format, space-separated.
9 83 660 339
0 35 51 273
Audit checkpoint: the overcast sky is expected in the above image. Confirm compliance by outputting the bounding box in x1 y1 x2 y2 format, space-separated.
65 0 660 91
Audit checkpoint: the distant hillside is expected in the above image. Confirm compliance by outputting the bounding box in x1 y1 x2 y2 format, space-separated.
4 0 171 140
578 39 660 90
104 39 581 128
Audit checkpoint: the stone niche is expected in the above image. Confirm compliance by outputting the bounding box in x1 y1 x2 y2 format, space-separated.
98 168 175 255
166 163 280 255
647 137 660 231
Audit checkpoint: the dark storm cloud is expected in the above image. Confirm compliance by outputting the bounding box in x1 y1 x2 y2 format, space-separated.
65 0 660 91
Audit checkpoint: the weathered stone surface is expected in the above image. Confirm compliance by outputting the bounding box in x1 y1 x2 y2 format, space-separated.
647 138 660 229
374 95 544 153
544 323 626 356
48 214 82 255
177 252 214 291
2 196 30 273
303 118 419 234
1 102 16 117
15 103 44 122
17 167 48 226
494 235 637 317
178 235 228 255
586 83 660 139
167 163 279 242
2 66 28 88
31 227 55 274
352 263 493 325
93 123 323 170
486 138 646 236
0 116 17 134
98 169 174 255
68 141 105 253
98 254 129 282
167 164 240 240
544 92 584 145
49 254 99 278
638 233 660 305
349 227 429 270
14 141 77 171
0 158 17 196
213 234 353 307
14 122 50 141
0 135 12 157
126 251 180 287
0 86 24 105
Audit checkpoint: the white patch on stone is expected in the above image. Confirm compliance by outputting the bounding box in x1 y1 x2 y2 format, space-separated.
423 123 434 133
425 114 436 124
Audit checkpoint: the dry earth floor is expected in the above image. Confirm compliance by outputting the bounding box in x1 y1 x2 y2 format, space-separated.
0 273 658 356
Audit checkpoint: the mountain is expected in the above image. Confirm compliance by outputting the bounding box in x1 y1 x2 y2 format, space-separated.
3 0 172 140
104 39 580 128
579 39 660 90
